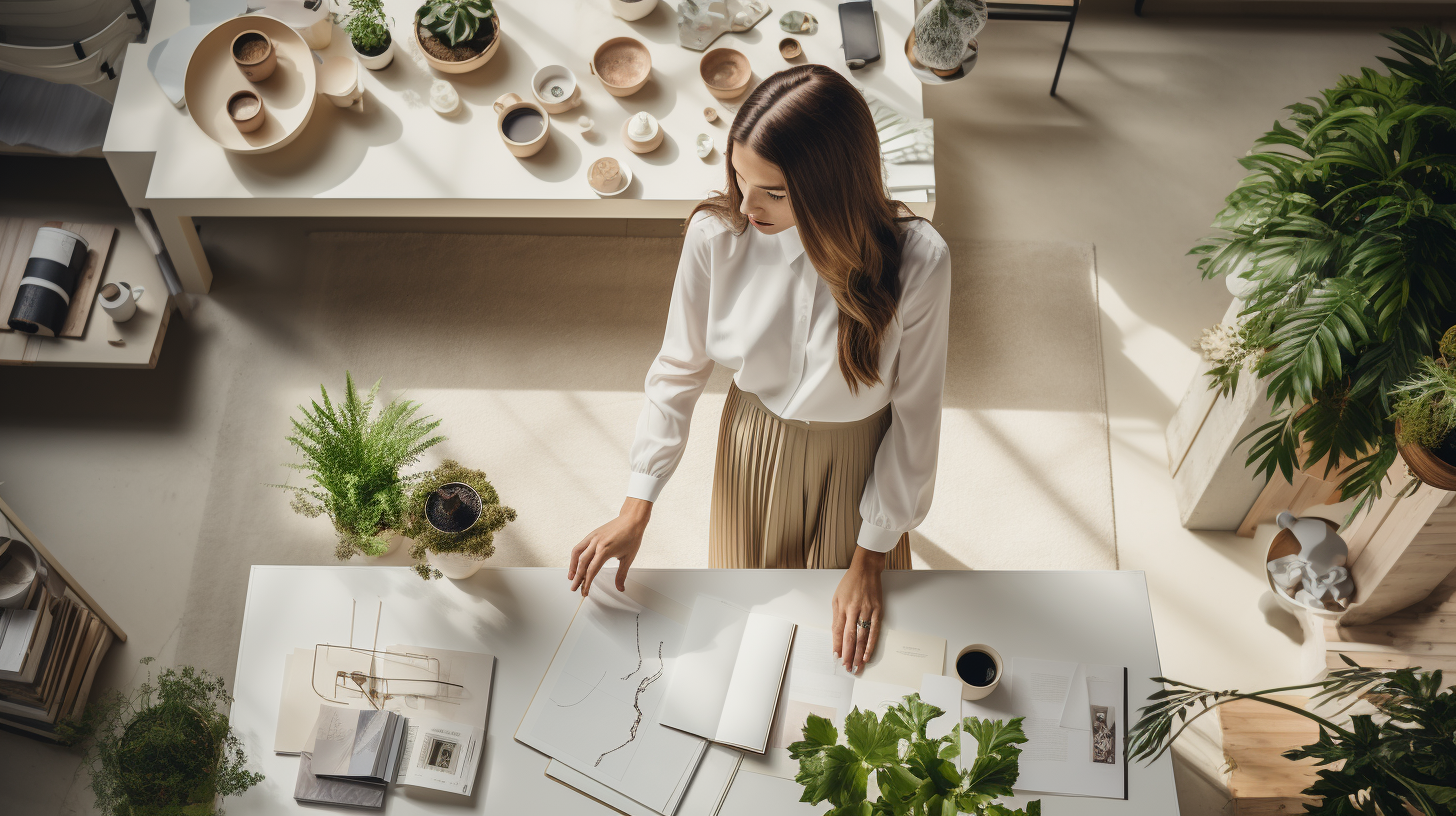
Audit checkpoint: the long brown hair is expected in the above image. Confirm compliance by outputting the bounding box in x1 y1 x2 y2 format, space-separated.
692 65 917 393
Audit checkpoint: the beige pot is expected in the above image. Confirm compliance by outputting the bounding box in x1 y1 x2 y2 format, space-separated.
231 29 278 82
415 12 500 74
590 37 650 97
427 549 484 580
494 93 550 157
227 90 266 133
699 48 750 100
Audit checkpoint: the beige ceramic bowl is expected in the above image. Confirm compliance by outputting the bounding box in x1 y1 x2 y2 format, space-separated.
590 37 651 97
700 48 751 100
231 29 277 82
227 90 265 132
185 15 316 154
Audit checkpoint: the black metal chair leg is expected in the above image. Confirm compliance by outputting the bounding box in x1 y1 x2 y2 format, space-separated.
1134 0 1146 16
1050 0 1078 95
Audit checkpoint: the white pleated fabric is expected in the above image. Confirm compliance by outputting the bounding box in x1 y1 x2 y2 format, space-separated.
709 383 913 570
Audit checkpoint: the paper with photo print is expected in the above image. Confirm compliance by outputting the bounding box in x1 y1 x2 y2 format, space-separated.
395 716 483 795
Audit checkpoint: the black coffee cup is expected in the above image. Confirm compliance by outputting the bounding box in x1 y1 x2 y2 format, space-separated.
954 644 1002 700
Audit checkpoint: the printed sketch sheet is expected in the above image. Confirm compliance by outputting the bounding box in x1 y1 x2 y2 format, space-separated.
516 575 706 815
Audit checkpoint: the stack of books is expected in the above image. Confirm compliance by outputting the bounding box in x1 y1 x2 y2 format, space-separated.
0 532 114 741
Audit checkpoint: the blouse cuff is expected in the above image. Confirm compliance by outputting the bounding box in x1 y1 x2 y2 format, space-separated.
626 471 666 503
856 521 904 553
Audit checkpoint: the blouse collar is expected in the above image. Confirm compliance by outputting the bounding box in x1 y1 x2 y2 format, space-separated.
775 225 807 264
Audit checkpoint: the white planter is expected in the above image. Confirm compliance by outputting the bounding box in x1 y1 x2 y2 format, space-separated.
610 0 657 21
354 36 395 70
427 549 484 580
378 533 408 556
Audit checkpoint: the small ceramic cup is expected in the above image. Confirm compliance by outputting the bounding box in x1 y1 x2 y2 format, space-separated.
227 89 266 133
621 111 663 154
98 281 144 323
779 37 802 60
954 644 1003 701
231 30 277 82
318 56 364 109
531 64 582 114
494 93 550 157
588 156 632 197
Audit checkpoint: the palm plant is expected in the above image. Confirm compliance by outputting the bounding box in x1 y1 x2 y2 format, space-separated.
1194 26 1456 518
417 0 494 47
274 373 444 559
1129 657 1456 815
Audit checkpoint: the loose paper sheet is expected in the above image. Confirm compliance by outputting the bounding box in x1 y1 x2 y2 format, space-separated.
547 743 743 816
396 716 484 795
1057 663 1124 731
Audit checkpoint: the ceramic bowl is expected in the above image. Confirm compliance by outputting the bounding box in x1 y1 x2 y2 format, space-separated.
778 37 802 60
591 37 651 97
588 156 633 197
231 29 277 82
494 93 550 158
532 64 582 114
227 89 266 132
1265 522 1348 620
700 48 751 100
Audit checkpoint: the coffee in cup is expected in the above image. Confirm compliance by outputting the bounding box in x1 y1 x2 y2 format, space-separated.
954 644 1003 700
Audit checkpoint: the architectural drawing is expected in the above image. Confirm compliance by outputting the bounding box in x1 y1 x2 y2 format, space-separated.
596 639 664 766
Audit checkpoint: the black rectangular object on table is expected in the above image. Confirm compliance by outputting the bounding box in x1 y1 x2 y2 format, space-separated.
838 1 880 68
8 226 88 337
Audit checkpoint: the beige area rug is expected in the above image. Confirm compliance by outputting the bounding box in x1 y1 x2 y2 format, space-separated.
175 233 1114 679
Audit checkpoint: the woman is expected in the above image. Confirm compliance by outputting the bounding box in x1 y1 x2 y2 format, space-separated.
568 65 951 674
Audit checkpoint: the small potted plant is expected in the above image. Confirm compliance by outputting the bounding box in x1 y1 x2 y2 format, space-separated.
404 459 516 580
1390 326 1456 490
414 0 501 74
60 658 264 816
791 693 1040 815
910 0 987 78
345 0 394 70
273 372 444 560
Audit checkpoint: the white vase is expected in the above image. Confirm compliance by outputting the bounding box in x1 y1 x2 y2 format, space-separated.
427 550 484 580
354 35 395 70
610 0 657 21
378 533 409 557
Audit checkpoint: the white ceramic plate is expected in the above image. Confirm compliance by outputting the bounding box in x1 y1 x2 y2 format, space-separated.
184 14 318 154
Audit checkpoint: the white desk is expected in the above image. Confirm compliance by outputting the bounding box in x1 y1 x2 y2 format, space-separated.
228 566 1178 815
104 0 935 294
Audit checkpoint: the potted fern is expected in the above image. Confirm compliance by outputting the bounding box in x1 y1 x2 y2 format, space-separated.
274 372 443 559
1391 326 1456 490
1129 657 1456 815
1191 26 1456 520
345 0 394 70
414 0 500 74
60 658 263 816
791 693 1041 816
403 459 516 580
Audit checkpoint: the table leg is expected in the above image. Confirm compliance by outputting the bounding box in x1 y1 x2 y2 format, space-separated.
151 208 213 293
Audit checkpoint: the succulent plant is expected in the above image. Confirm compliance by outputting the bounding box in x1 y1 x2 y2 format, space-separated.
418 0 494 47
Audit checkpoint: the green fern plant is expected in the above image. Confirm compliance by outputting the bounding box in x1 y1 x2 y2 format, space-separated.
417 0 494 47
345 0 391 53
1390 350 1456 449
274 373 443 559
1193 26 1456 519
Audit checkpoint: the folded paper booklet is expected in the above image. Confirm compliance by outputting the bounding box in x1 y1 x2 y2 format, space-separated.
310 704 406 786
657 595 796 753
395 716 483 796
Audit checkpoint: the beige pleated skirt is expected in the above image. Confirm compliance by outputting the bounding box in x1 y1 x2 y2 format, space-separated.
709 382 913 570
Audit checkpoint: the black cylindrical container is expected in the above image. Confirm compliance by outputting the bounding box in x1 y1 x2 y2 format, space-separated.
8 227 88 336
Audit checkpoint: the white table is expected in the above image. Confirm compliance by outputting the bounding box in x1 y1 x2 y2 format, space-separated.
104 0 935 294
228 566 1178 815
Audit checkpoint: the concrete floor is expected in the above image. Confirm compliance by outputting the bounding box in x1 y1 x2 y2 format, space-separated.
2 3 1450 813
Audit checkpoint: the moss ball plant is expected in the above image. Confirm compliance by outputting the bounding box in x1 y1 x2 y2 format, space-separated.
404 459 516 579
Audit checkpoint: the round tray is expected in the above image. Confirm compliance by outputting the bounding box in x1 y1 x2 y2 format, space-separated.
184 14 317 154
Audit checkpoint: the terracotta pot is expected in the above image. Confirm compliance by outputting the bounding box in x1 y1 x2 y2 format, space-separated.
231 30 277 82
227 90 266 132
590 37 650 97
427 549 484 580
699 48 751 100
1396 420 1456 490
415 11 500 74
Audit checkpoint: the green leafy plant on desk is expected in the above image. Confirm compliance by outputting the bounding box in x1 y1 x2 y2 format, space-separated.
273 372 443 559
791 693 1040 816
1188 26 1456 520
1129 657 1456 816
344 0 392 55
58 658 263 816
417 0 494 47
403 459 517 580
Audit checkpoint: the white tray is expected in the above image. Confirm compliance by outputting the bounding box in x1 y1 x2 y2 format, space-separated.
184 14 317 154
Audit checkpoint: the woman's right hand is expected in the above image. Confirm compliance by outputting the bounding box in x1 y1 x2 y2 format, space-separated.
568 498 652 597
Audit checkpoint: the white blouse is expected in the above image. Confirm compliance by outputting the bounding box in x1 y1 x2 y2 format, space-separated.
627 211 952 553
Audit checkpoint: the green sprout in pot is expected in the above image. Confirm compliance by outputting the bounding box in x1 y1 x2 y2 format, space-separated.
417 0 494 47
58 658 263 816
345 0 392 55
272 372 444 560
791 692 1041 816
1390 325 1456 488
404 459 516 580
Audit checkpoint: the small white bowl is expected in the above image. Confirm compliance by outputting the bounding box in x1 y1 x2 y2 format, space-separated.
588 157 633 197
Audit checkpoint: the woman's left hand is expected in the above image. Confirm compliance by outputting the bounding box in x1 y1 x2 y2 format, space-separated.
831 547 886 673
